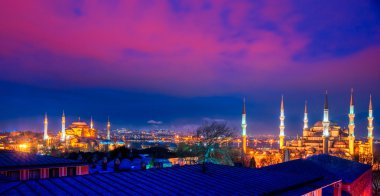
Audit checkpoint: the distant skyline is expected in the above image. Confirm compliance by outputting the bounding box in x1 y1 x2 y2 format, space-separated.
0 1 379 137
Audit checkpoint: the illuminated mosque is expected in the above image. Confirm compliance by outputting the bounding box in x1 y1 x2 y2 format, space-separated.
41 112 98 151
42 112 123 151
242 90 374 165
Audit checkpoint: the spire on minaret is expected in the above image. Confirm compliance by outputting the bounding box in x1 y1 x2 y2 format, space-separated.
61 110 66 142
280 95 285 125
368 94 374 136
348 88 355 123
107 116 111 140
323 91 329 124
90 116 94 129
324 90 328 110
350 88 354 106
241 98 247 154
281 95 284 112
349 88 355 116
242 97 246 114
43 113 48 140
304 100 308 113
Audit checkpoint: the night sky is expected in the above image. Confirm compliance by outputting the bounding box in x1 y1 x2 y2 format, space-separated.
0 1 379 137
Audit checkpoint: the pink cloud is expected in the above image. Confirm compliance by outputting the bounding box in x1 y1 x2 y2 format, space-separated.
0 1 379 96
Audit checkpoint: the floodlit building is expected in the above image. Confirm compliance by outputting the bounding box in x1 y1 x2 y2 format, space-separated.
284 91 374 164
52 114 100 151
241 90 374 167
64 118 97 139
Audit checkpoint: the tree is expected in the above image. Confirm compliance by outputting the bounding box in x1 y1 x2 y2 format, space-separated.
196 120 235 172
249 157 256 168
176 142 196 158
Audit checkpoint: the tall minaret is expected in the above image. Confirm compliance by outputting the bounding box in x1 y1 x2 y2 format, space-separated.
61 110 66 142
107 117 111 140
348 89 355 155
279 95 285 149
303 101 309 137
304 101 308 130
241 98 247 154
368 94 374 155
322 91 330 154
43 113 48 140
90 116 94 129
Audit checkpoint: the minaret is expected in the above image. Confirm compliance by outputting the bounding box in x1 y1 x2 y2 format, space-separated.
303 101 309 137
107 117 111 140
279 95 285 149
304 101 308 129
348 89 355 155
43 113 48 140
368 94 374 155
322 91 330 154
61 110 66 142
241 98 247 154
90 116 94 129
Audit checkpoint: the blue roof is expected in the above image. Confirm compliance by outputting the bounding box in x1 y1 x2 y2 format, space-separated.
0 163 339 195
261 154 371 184
0 151 86 171
100 140 112 145
307 154 371 183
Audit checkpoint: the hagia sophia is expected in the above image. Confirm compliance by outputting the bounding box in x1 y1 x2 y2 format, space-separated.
242 89 374 166
42 112 124 152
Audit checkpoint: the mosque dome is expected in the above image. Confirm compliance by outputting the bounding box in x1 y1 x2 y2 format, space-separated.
313 121 323 127
71 121 88 126
313 121 338 127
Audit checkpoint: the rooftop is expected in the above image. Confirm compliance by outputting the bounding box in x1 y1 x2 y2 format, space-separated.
261 154 371 184
0 163 339 195
0 151 87 171
307 154 371 183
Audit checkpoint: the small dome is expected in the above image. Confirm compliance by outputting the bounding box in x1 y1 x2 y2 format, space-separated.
313 121 323 127
72 121 88 126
